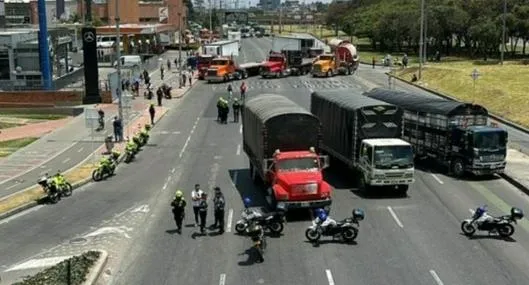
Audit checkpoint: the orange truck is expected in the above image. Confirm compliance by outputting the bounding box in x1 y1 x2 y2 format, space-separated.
204 40 262 83
312 38 359 77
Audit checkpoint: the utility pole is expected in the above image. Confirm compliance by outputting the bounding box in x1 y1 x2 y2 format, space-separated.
279 1 283 34
178 12 183 88
501 0 506 65
115 0 123 121
423 3 427 64
209 0 212 33
418 0 425 79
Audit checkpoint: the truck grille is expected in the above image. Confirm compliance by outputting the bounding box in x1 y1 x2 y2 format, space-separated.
207 69 217 76
313 64 321 73
292 183 318 195
385 172 405 178
481 154 505 162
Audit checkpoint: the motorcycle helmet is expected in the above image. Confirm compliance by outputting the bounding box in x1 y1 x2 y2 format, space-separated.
243 197 251 208
314 208 325 217
318 211 327 222
175 190 183 198
475 205 487 217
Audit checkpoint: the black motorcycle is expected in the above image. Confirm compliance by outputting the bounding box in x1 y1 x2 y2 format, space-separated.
305 209 365 243
37 174 72 203
461 207 524 238
235 208 286 235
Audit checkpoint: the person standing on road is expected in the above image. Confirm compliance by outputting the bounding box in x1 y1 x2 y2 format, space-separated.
171 190 187 233
239 82 247 102
167 59 171 71
149 103 156 125
212 186 226 234
188 72 192 86
112 116 120 142
198 192 208 234
156 87 163 106
191 184 204 226
232 99 241 123
160 65 165 80
182 71 187 87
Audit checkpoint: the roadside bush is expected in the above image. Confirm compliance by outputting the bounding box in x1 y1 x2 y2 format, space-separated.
13 251 101 285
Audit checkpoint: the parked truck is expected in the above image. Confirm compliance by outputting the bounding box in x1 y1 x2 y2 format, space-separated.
243 94 333 210
260 50 313 78
312 39 359 77
228 31 242 50
197 54 215 80
365 88 508 177
204 40 262 82
311 90 415 194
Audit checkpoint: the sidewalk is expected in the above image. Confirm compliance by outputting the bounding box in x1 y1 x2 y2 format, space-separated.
0 117 73 142
0 61 198 198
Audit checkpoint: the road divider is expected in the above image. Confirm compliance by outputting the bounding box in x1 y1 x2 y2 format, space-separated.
387 206 404 228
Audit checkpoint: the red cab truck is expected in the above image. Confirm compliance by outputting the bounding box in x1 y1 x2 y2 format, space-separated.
242 94 332 210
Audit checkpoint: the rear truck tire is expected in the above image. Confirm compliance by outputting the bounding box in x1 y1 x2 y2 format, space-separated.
269 222 284 234
305 228 321 242
342 227 358 242
279 71 284 78
347 67 352 75
461 221 476 236
451 158 465 178
243 71 248 79
62 182 73 197
223 75 228 82
92 169 102 181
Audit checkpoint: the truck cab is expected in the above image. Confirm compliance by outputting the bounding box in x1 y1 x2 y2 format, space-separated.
197 54 214 80
207 57 237 82
263 148 332 209
451 126 508 176
358 139 415 191
260 52 287 77
312 54 337 77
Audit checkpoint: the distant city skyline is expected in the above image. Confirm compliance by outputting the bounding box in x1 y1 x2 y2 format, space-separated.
204 0 329 9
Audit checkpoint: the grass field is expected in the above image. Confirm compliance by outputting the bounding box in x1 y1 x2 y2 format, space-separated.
0 137 38 157
262 24 347 39
0 113 68 120
394 60 529 128
0 122 21 129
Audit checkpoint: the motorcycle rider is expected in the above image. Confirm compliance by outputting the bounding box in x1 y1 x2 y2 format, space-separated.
171 190 187 233
139 124 151 144
212 186 226 234
99 155 113 173
126 137 138 154
52 171 66 191
313 208 337 229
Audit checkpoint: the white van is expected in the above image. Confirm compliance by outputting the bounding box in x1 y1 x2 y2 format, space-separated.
114 55 142 68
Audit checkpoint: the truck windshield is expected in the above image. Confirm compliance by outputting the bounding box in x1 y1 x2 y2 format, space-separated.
318 55 333 61
473 131 507 149
268 56 283 62
211 60 228 66
277 158 319 172
198 57 212 64
374 146 414 169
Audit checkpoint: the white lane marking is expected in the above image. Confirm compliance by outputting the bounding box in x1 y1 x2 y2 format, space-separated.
219 273 226 285
226 209 233 233
6 255 74 272
77 147 84 153
131 205 150 213
429 270 445 285
0 205 43 226
236 144 241 155
83 226 133 239
239 125 242 134
171 168 176 174
178 117 200 158
173 131 181 134
62 158 71 163
387 206 404 228
163 182 168 190
325 269 335 285
6 183 18 190
430 173 444 184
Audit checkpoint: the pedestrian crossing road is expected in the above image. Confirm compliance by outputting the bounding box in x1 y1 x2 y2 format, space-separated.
209 77 364 91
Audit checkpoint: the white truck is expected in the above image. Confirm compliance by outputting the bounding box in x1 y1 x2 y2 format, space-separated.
202 40 239 57
228 31 242 51
311 90 415 195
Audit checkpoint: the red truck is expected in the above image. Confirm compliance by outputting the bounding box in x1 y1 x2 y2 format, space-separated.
260 50 313 78
197 54 215 80
242 93 332 210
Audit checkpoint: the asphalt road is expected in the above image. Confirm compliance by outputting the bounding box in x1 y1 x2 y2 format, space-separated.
2 38 529 285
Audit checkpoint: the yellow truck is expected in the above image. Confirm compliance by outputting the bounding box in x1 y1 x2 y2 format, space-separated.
312 39 359 77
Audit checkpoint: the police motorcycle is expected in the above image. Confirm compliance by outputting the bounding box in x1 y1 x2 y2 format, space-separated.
92 151 119 181
246 221 266 263
305 208 365 244
37 171 73 203
235 197 286 235
124 138 139 163
461 205 524 238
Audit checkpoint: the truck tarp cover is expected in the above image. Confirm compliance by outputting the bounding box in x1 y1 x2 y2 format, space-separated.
364 88 488 116
243 94 321 161
311 90 403 161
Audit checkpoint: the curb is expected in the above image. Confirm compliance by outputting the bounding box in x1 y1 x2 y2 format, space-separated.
0 107 171 221
175 81 197 99
82 250 109 285
499 173 529 196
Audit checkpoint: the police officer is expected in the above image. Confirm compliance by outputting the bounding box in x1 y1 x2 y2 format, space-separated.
212 186 226 234
171 190 187 233
198 192 208 234
232 99 241 123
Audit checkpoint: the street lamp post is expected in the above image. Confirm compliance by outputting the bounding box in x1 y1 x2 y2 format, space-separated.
115 0 123 122
418 0 425 79
501 0 506 65
178 12 183 88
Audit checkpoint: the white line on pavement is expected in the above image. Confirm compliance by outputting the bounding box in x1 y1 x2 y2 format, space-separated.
77 147 84 153
179 117 200 158
6 183 18 190
387 206 404 228
429 270 445 285
236 144 241 155
325 269 335 285
62 158 70 163
6 255 74 272
219 273 226 285
171 168 176 174
239 125 242 134
163 182 168 190
430 173 444 184
226 209 233 233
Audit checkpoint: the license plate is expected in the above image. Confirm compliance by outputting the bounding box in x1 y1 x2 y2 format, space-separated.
300 202 310 207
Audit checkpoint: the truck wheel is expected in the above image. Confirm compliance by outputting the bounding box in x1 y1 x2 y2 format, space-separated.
327 70 332 77
347 67 352 75
397 185 409 196
279 71 283 78
451 158 465 178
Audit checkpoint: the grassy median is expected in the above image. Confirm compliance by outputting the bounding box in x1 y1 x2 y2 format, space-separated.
0 137 38 157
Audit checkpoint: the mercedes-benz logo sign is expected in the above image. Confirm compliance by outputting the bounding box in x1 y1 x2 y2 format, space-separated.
84 31 95 43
